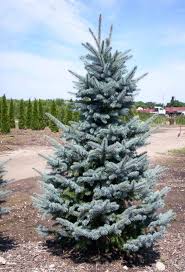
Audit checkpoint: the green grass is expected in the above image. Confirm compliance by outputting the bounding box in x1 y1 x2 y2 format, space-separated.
176 116 185 125
137 112 185 126
168 147 185 156
136 112 167 126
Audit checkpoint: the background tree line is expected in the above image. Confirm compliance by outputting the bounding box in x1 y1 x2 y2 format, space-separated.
1 95 185 134
0 95 80 133
135 96 185 109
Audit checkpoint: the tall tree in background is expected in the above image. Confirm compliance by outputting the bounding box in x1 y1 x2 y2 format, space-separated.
26 99 32 129
58 101 66 124
72 110 80 122
44 103 50 127
63 104 73 125
166 96 185 107
9 99 15 128
70 101 80 122
34 16 173 253
1 95 10 134
31 99 39 130
38 99 45 130
0 98 1 130
19 99 25 129
49 100 58 132
0 161 9 217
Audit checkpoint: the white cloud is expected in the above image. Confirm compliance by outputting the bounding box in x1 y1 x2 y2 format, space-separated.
0 51 84 99
0 0 93 99
138 60 185 102
2 51 185 104
1 0 184 103
0 0 90 44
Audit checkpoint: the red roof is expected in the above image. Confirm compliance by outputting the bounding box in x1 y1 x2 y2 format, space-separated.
137 108 155 113
137 107 185 113
165 107 185 113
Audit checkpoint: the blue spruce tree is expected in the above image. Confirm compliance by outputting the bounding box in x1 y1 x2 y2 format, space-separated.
34 16 173 252
0 162 9 217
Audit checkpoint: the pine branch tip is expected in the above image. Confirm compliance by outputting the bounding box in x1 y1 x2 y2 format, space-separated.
98 14 102 44
109 24 113 43
32 167 42 176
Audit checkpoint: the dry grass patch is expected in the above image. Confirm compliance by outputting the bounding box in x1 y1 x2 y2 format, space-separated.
168 147 185 156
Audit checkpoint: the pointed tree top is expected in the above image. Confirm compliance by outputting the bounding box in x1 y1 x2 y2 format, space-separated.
98 14 102 44
88 15 113 50
109 24 113 44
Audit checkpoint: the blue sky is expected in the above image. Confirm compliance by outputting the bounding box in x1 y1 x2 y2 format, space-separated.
0 0 185 102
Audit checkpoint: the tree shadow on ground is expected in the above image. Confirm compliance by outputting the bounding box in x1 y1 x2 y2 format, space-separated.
44 239 160 268
0 234 16 252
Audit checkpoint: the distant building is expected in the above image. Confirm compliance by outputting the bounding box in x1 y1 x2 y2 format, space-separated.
154 107 166 115
137 106 185 116
137 106 166 115
165 107 185 115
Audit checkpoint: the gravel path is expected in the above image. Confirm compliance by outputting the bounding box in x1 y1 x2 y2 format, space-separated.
142 126 185 157
0 146 53 181
0 126 185 181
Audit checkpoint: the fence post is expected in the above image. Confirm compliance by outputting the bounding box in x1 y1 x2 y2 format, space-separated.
15 119 19 130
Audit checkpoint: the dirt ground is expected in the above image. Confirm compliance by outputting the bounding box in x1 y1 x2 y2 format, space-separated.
0 129 60 180
0 126 185 272
1 126 185 181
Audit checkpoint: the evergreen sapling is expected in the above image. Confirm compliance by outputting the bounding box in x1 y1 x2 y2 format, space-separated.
19 99 25 129
38 99 45 130
26 99 32 129
0 161 9 217
9 99 15 128
49 100 58 132
32 99 39 130
58 102 66 124
1 95 10 134
63 103 73 125
0 98 1 130
34 16 174 253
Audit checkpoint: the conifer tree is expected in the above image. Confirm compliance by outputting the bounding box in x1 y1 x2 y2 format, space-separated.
0 161 9 217
31 99 39 130
38 99 45 130
58 102 66 123
44 101 51 127
9 99 15 128
70 101 80 122
34 16 173 252
26 99 32 129
0 98 2 130
19 99 25 129
1 95 10 134
49 100 58 132
62 104 68 124
63 104 73 125
72 110 80 122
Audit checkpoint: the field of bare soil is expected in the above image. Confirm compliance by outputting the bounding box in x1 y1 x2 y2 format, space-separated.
0 126 185 272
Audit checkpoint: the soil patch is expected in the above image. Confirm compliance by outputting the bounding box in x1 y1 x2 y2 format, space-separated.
0 128 60 152
0 155 184 271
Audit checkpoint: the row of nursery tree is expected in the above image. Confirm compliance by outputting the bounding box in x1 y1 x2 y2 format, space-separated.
135 96 185 109
0 95 80 133
1 95 185 134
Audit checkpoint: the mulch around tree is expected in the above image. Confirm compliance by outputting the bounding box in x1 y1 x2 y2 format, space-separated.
0 154 185 271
